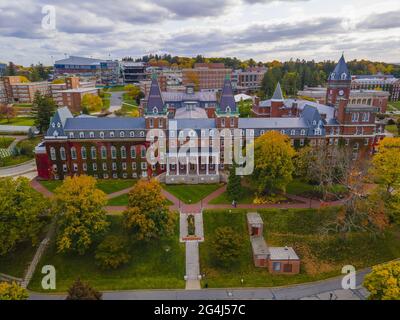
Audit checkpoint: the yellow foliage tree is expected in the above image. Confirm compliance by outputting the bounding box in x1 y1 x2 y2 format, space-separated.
252 131 296 195
0 282 28 300
54 175 109 255
81 94 103 113
19 76 29 83
364 261 400 300
123 179 176 241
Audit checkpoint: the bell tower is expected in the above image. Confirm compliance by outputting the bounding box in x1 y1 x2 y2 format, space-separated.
144 74 168 130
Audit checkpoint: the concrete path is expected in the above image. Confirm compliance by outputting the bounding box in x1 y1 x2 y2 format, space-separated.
185 241 201 290
0 159 37 178
108 92 124 114
0 125 32 133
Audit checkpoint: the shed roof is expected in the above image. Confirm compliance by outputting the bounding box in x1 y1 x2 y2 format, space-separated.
250 236 270 256
247 212 263 225
269 247 299 260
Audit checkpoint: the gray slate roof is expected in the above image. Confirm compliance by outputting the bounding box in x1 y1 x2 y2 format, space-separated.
54 55 103 66
250 236 269 256
162 91 216 102
238 117 307 129
146 76 165 113
269 247 299 260
329 54 351 81
271 82 284 101
219 78 237 113
64 117 146 131
176 119 216 130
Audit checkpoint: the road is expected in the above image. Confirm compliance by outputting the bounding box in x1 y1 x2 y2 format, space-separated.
28 268 370 300
108 91 124 114
0 159 37 178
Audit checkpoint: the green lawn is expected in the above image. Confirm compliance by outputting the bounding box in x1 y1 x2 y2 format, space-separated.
0 136 15 148
209 187 255 204
29 215 185 292
162 183 222 204
0 155 32 167
0 241 38 278
388 101 400 111
0 117 35 126
39 179 136 195
386 124 398 136
107 193 174 207
106 85 125 92
200 208 400 288
12 103 33 108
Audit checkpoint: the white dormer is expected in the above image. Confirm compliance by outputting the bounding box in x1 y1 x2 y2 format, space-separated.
153 107 158 114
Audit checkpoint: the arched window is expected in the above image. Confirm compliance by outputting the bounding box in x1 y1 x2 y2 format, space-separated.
226 106 231 113
71 147 77 160
81 147 87 160
141 146 146 158
100 131 105 138
121 146 126 159
129 131 135 137
291 129 296 136
120 131 125 138
260 130 265 136
111 146 117 159
101 146 107 159
281 129 286 135
60 147 66 160
300 129 306 136
91 146 97 159
50 147 56 160
79 132 84 139
153 107 158 114
140 131 145 137
341 73 347 80
130 146 136 158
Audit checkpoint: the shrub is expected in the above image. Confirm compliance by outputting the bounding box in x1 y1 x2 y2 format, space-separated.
95 235 131 269
0 282 28 300
212 227 243 266
66 278 102 300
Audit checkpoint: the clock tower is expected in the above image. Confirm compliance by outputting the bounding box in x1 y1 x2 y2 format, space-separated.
326 54 351 123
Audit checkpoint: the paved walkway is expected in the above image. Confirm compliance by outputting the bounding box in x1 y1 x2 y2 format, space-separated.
0 159 37 178
107 92 124 114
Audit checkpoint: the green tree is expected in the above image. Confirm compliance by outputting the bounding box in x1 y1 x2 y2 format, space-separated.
66 278 102 300
0 177 49 256
282 72 301 96
252 131 296 195
363 261 400 300
227 164 242 202
124 84 141 101
95 235 131 269
212 227 243 266
81 94 103 113
31 91 56 133
0 282 28 300
123 179 176 241
54 176 109 255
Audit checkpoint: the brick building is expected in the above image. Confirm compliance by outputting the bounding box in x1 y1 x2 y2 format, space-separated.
232 67 267 93
182 63 232 92
35 55 387 181
351 74 400 102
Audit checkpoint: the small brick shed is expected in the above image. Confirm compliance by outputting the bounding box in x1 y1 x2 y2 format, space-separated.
250 236 269 268
268 247 301 275
247 212 263 236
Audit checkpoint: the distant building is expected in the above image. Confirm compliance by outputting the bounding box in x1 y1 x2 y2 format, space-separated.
182 63 232 92
232 67 267 93
53 87 99 113
121 61 147 84
351 74 400 101
54 56 120 85
1 76 49 103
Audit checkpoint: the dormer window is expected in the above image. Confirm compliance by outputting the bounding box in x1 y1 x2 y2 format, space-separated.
89 132 94 138
153 107 158 114
130 131 135 137
226 106 231 113
69 132 74 138
110 131 115 137
79 132 84 139
330 73 336 80
100 131 105 138
300 129 306 136
341 73 347 80
51 122 55 128
140 131 145 137
312 120 317 126
57 122 61 128
120 131 125 138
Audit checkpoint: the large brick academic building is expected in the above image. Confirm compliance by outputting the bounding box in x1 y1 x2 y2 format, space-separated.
35 55 387 182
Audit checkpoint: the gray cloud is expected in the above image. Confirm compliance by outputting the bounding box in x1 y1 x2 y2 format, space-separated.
358 10 400 30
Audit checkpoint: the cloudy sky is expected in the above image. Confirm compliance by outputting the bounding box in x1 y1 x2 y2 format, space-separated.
0 0 399 66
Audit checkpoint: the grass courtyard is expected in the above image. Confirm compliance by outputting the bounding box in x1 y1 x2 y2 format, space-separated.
29 215 185 292
39 179 136 194
0 117 35 126
200 208 400 288
162 183 223 204
0 241 38 278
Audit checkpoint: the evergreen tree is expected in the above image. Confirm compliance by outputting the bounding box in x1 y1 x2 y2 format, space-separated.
227 164 242 202
31 92 56 133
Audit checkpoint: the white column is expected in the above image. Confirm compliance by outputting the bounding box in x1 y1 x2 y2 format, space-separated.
206 157 209 175
186 157 189 175
196 156 199 175
216 156 219 175
166 156 169 176
177 157 179 176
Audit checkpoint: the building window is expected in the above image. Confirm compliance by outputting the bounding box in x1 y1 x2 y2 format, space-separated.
362 112 370 122
62 164 67 172
130 131 135 137
100 131 105 138
69 132 74 138
111 146 117 159
300 139 305 146
79 132 84 139
82 163 87 171
120 146 126 159
81 147 87 159
314 128 322 136
230 118 234 126
132 162 136 170
351 113 359 122
140 131 145 137
273 262 281 272
281 129 286 135
91 147 96 159
50 147 56 160
110 131 115 138
102 163 107 171
60 147 66 160
122 162 127 170
141 146 146 158
101 146 107 159
221 118 225 127
260 130 265 136
300 129 306 136
130 146 136 158
112 162 117 171
149 118 154 128
71 147 77 160
141 162 147 170
365 138 369 146
93 163 97 171
159 119 163 128
73 163 78 172
290 130 296 136
89 132 94 138
120 131 125 138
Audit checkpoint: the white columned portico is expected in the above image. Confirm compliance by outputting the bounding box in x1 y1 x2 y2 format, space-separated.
216 156 219 175
186 156 189 175
196 157 199 175
177 157 180 176
206 156 209 175
166 156 169 175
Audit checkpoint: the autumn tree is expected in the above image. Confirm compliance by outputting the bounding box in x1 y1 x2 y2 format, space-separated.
363 261 400 300
212 227 243 266
31 91 56 133
54 176 109 255
0 105 16 123
95 235 131 270
123 179 176 241
0 177 49 256
0 282 28 300
81 94 103 113
66 278 102 300
252 131 296 195
227 164 242 202
185 71 200 91
124 84 141 102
